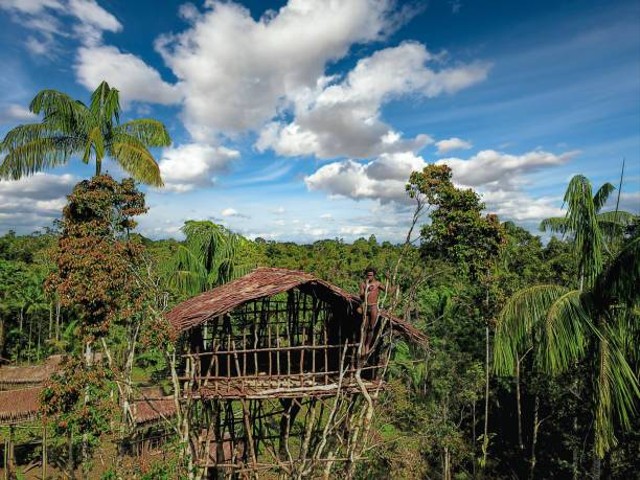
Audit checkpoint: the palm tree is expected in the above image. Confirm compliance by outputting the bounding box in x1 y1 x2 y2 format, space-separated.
168 220 249 297
0 81 171 186
494 175 639 474
540 176 636 262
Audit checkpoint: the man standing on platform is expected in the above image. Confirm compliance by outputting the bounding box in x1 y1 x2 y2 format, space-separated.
359 267 386 355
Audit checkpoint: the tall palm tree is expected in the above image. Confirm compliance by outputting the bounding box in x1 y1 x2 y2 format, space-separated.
540 176 636 261
494 175 639 467
0 81 171 186
168 220 248 297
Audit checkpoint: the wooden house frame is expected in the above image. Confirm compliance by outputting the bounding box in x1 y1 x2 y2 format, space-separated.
166 267 426 478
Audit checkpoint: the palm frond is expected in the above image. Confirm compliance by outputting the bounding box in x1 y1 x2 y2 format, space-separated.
90 81 120 126
592 237 640 310
115 119 171 147
596 210 637 226
84 126 105 164
0 137 76 179
493 284 570 376
593 182 616 212
564 175 603 288
30 89 87 121
540 289 587 374
1 123 50 151
109 138 163 186
169 245 209 297
539 217 568 234
591 321 640 457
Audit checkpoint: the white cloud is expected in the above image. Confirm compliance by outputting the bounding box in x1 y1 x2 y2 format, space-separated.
258 41 488 159
0 0 121 54
67 0 121 33
0 172 77 233
0 104 38 125
75 45 181 106
305 147 579 224
221 207 248 218
157 143 240 192
438 149 577 221
0 0 63 15
305 151 427 203
480 190 564 221
436 137 472 154
155 0 408 142
340 225 371 236
438 149 577 189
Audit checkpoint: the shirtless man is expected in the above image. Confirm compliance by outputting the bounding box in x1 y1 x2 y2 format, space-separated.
359 268 386 354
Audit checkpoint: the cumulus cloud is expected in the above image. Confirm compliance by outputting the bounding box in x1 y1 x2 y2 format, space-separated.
437 149 577 189
0 104 38 125
438 149 577 221
157 143 240 192
0 172 77 233
0 0 121 54
155 0 409 141
305 147 579 223
221 207 249 219
258 42 488 159
305 151 427 203
75 45 181 106
436 137 472 154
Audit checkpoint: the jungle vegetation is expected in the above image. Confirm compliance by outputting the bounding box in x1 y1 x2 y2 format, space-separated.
0 84 637 479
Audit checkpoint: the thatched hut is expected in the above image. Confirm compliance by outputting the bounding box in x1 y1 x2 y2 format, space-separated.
165 267 426 476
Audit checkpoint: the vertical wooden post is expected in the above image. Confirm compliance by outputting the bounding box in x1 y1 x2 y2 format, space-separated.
4 434 9 480
323 320 329 385
7 424 14 480
268 323 273 382
286 313 292 378
227 333 232 395
42 423 48 480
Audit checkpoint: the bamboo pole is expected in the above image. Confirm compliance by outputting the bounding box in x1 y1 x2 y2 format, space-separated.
42 423 47 480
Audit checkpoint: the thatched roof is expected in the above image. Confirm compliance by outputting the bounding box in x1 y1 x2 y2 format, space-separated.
166 267 427 345
0 387 41 424
133 397 176 425
0 355 63 389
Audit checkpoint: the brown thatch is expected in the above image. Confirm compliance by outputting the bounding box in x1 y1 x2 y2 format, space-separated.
0 355 63 390
166 267 427 345
0 387 41 424
133 397 176 425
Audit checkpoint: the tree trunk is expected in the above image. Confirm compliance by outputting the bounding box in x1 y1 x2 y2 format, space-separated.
49 302 53 341
592 454 601 479
443 445 452 480
55 299 61 342
516 357 524 452
529 395 540 480
481 324 491 470
472 401 477 479
68 429 76 480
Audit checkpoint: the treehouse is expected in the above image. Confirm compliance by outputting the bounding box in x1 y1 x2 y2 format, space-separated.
166 267 426 476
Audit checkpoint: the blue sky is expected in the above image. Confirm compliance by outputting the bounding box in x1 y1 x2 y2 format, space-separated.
0 0 638 242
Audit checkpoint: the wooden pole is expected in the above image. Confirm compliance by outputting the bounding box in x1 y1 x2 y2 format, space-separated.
4 434 8 480
8 425 15 480
42 423 48 480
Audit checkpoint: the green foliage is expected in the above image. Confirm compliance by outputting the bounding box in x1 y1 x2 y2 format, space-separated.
166 220 247 298
0 81 171 185
496 174 640 459
407 164 504 279
46 175 147 340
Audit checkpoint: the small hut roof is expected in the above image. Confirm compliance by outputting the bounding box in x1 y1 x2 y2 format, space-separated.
166 267 427 345
0 355 63 388
133 397 176 425
0 387 41 424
